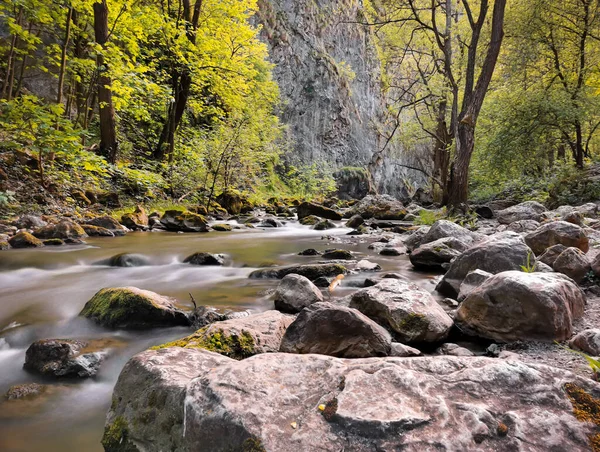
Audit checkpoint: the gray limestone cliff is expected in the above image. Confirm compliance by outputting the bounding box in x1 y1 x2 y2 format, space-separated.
256 0 425 197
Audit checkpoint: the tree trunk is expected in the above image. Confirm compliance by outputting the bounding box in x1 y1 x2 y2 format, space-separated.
57 6 74 106
2 7 23 100
93 0 118 164
447 122 475 210
432 100 451 203
574 122 585 169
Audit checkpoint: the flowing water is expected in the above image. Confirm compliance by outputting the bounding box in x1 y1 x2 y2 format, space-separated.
0 220 439 451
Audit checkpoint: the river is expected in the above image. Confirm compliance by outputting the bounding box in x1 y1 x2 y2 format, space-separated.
0 220 438 451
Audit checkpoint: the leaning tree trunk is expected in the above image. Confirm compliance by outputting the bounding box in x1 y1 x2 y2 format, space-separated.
93 0 118 164
447 122 475 210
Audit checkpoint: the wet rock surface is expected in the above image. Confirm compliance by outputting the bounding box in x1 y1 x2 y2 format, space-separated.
274 274 324 314
104 349 600 452
24 339 106 378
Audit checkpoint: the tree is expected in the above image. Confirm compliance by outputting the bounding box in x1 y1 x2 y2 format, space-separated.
93 0 118 163
365 0 507 208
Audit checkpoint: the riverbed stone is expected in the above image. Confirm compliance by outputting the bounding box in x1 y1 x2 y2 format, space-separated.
409 237 470 270
552 247 590 283
538 244 569 267
436 232 533 297
280 302 391 358
569 329 600 356
5 383 47 400
80 287 190 329
313 219 337 230
345 214 364 229
24 339 105 378
322 249 353 260
155 310 293 359
85 216 127 236
8 231 43 248
435 343 475 357
103 349 600 452
496 201 547 224
81 224 115 237
12 214 47 230
249 263 347 280
120 206 148 230
274 274 324 314
457 269 493 302
350 279 453 343
403 226 430 252
106 253 151 267
456 271 586 342
297 202 342 221
505 219 541 234
525 221 589 255
346 194 406 220
160 210 208 232
421 220 479 246
33 220 87 240
183 252 225 266
298 248 321 256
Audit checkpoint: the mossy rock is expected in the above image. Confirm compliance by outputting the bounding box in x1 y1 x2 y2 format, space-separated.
0 240 10 250
212 223 233 232
153 327 255 360
160 210 208 232
43 238 64 246
33 220 87 240
8 231 44 248
299 215 320 225
102 416 136 452
79 287 190 329
313 219 337 230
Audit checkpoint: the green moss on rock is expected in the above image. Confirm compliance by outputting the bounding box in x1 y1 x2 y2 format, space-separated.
152 328 255 360
102 416 135 452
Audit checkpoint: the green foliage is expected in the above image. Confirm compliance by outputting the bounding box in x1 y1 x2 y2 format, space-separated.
558 343 600 379
520 252 536 273
414 209 445 226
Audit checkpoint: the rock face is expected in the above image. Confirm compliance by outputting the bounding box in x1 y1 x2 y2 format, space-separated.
156 310 294 359
24 339 104 378
33 220 87 240
160 210 208 232
274 274 324 313
296 202 342 221
350 279 452 343
249 263 347 280
496 201 547 224
436 232 533 297
525 221 589 255
280 302 392 357
346 195 406 220
104 349 600 452
456 271 586 342
80 287 190 329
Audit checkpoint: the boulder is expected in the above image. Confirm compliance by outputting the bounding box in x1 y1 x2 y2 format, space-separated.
120 206 148 230
553 247 590 283
435 343 475 357
106 253 151 267
379 247 402 256
505 220 540 234
43 238 64 246
249 263 347 280
346 195 406 220
0 223 17 235
12 214 47 229
355 259 382 272
102 348 229 452
299 215 321 225
211 223 232 232
457 269 493 302
298 248 321 256
216 190 249 215
313 219 337 230
24 339 105 378
409 237 470 270
525 221 589 255
155 310 293 359
496 201 547 224
562 211 585 227
0 240 9 250
280 302 392 358
569 329 600 356
104 350 600 452
8 231 43 248
455 271 586 342
592 253 600 277
345 214 364 229
33 220 87 240
403 226 430 252
390 342 422 357
274 274 324 314
81 224 115 237
322 249 353 260
79 287 190 329
160 210 208 232
436 232 533 298
86 216 127 236
538 244 569 267
420 220 478 247
297 202 342 221
350 279 453 343
183 252 225 266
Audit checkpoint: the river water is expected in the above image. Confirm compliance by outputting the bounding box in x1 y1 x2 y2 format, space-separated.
0 220 438 451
